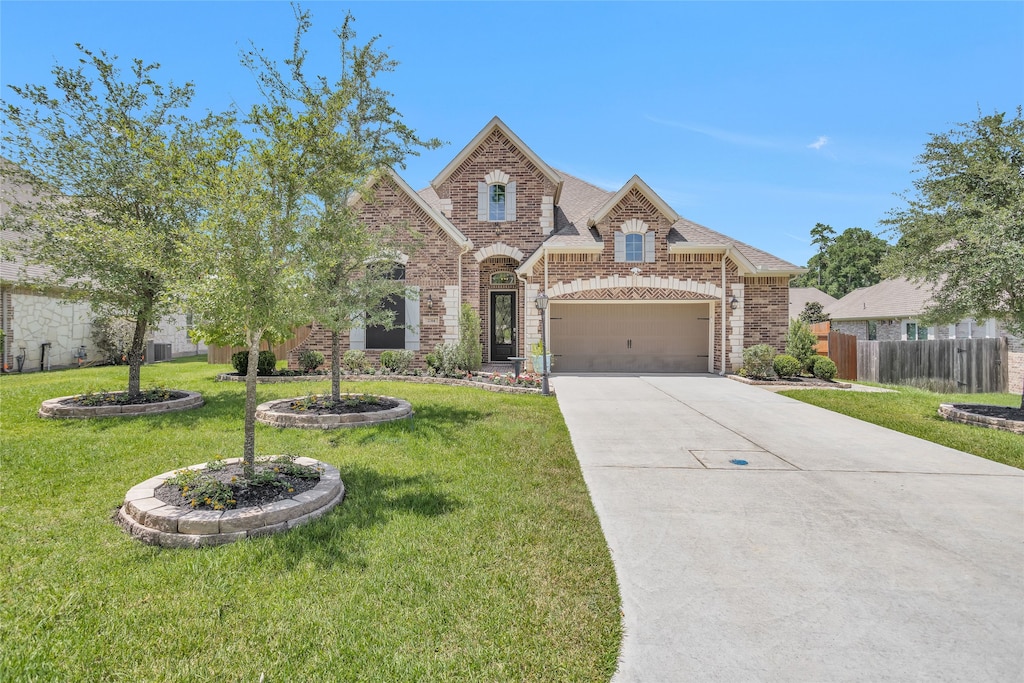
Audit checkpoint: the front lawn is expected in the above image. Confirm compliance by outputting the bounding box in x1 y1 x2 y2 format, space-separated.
0 357 621 681
779 385 1024 470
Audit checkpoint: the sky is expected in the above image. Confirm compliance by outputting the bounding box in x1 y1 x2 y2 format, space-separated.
1 1 1021 268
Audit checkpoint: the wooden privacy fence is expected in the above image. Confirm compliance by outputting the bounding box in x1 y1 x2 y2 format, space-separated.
810 322 831 356
206 324 313 365
827 331 858 380
857 337 1007 393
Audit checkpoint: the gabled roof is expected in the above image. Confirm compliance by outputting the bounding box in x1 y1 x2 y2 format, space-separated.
515 168 804 277
825 277 934 320
587 174 679 227
430 116 563 201
356 168 471 249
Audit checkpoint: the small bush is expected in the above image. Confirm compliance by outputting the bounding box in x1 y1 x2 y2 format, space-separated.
342 349 367 373
433 342 463 376
380 349 414 373
424 352 440 371
458 304 483 372
813 356 837 380
298 350 325 373
231 350 277 375
742 344 777 380
786 319 818 372
772 354 802 378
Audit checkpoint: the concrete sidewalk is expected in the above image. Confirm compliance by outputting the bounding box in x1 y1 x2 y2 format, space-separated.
553 374 1024 682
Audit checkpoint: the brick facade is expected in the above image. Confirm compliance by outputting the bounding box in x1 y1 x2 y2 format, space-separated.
288 118 798 374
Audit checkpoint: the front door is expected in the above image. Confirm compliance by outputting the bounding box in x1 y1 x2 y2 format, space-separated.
490 291 516 361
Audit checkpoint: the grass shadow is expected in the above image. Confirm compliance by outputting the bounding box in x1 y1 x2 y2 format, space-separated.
261 465 463 570
347 403 490 446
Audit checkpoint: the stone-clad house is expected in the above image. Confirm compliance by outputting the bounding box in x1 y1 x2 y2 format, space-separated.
288 117 802 374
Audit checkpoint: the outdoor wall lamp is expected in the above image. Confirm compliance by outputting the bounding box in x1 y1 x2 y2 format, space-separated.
730 296 739 311
426 294 434 308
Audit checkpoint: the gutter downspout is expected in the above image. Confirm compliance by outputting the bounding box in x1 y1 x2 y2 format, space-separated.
720 252 727 375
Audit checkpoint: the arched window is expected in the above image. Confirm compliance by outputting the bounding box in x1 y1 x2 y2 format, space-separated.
489 184 506 221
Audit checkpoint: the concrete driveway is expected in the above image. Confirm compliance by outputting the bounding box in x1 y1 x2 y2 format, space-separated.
553 374 1024 682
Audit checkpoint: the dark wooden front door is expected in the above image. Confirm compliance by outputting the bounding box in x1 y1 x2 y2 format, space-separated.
490 291 516 361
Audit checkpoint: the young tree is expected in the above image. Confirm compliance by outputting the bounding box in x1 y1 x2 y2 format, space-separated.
186 120 312 477
1 47 213 396
785 319 818 373
881 107 1024 406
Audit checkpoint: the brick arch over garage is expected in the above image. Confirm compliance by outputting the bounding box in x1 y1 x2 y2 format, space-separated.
543 276 722 301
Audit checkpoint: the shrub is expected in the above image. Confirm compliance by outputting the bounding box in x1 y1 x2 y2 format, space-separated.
433 342 462 376
457 303 483 372
342 349 367 373
91 315 143 365
785 319 818 372
424 352 440 371
741 344 777 380
813 356 838 380
380 349 414 373
231 350 277 375
772 354 802 378
298 350 325 373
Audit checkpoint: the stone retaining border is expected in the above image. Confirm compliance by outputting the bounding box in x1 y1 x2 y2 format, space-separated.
39 390 204 419
256 395 413 429
117 457 344 548
728 375 852 389
938 404 1024 435
216 372 549 394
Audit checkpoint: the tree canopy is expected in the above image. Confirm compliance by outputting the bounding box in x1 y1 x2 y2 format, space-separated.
792 224 889 299
881 108 1024 339
1 46 216 396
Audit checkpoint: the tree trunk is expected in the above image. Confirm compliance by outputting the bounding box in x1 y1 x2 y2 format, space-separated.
243 334 261 479
331 329 341 402
126 316 148 398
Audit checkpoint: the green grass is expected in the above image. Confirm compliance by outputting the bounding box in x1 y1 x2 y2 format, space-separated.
0 357 621 681
779 384 1024 470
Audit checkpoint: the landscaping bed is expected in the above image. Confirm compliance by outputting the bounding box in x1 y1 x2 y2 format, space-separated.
938 403 1024 434
0 357 620 680
256 394 413 429
38 389 204 418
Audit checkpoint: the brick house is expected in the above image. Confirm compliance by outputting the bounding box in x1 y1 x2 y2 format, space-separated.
288 117 802 374
826 277 1023 392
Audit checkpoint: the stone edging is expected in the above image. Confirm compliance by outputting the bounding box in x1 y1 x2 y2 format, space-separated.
216 372 549 395
256 395 413 429
938 404 1024 434
39 390 204 419
727 374 851 389
117 457 344 548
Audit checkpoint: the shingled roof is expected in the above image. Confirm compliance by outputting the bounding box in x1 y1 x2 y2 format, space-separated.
825 278 935 320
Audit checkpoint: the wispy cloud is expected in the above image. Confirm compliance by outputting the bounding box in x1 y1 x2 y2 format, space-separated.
645 116 781 149
808 135 830 151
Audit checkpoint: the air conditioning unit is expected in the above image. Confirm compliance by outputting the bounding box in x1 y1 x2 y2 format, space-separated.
153 343 173 362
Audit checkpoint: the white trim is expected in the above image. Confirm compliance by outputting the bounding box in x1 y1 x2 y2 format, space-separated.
485 170 510 185
588 175 679 227
542 275 722 300
431 116 563 202
620 218 649 234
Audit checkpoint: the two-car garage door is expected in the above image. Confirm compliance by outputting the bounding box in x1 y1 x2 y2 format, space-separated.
550 302 711 373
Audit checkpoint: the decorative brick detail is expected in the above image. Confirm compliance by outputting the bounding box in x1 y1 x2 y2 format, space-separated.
729 283 745 368
540 196 555 234
484 170 510 185
474 242 524 262
620 218 649 234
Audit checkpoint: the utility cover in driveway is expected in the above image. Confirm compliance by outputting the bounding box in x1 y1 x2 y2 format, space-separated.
551 302 710 372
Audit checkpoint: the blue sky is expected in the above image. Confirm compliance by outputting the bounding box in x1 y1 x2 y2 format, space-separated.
2 1 1021 267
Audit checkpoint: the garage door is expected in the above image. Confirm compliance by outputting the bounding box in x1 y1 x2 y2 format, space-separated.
550 303 711 373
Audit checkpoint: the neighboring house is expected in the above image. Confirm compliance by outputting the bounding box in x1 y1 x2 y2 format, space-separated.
289 117 802 374
789 287 837 321
825 277 1023 391
0 171 207 373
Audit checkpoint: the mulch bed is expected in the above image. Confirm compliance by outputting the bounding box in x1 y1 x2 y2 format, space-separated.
155 462 320 511
285 395 399 415
61 390 189 407
952 404 1024 422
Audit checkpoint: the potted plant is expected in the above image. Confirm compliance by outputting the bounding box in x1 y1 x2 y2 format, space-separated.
530 340 553 374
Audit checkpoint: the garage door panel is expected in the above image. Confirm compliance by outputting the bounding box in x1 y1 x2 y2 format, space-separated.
551 303 710 373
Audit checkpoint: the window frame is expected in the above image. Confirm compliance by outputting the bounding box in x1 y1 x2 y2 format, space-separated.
488 184 506 221
624 233 644 262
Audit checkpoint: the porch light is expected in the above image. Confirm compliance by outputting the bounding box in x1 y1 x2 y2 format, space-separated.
535 293 549 311
426 294 434 308
730 296 739 311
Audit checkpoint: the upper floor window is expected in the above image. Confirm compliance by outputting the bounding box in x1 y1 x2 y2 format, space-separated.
624 233 644 262
614 219 655 262
489 184 506 221
477 171 516 222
